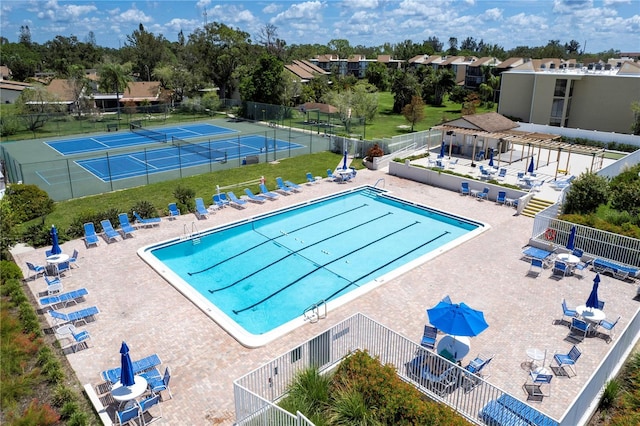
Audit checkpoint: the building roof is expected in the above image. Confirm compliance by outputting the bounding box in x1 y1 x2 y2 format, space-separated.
285 64 314 81
46 79 77 102
408 54 440 65
120 81 162 102
0 65 12 80
496 58 524 69
469 57 500 67
440 112 519 133
293 60 329 75
298 102 338 114
0 80 31 91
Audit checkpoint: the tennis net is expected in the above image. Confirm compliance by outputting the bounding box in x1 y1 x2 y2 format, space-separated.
172 136 227 162
130 122 167 143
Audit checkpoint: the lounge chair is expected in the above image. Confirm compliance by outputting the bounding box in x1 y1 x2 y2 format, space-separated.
55 260 71 277
480 394 556 426
448 158 458 169
168 203 180 219
561 299 577 323
101 353 163 384
460 182 470 196
138 394 162 425
283 178 302 192
522 246 554 267
56 324 91 353
259 183 279 199
306 172 320 184
496 191 506 205
592 258 639 281
39 288 88 310
420 325 438 350
274 177 293 194
194 197 209 219
523 370 552 401
528 258 544 277
68 249 79 268
244 188 267 203
44 275 63 295
83 222 100 247
133 211 161 228
497 168 507 181
118 213 137 238
26 261 46 280
598 316 620 342
148 366 172 400
100 220 120 243
569 317 590 341
552 260 569 277
49 306 100 327
553 345 581 376
227 192 247 209
476 187 489 200
116 406 141 426
212 194 230 209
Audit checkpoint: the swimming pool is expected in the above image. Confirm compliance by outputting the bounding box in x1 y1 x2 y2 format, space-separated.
139 186 488 347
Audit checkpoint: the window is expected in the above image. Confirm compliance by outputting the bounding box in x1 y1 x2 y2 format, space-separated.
554 79 567 97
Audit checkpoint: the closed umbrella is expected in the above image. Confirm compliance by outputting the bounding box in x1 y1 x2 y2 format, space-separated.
586 274 601 309
119 341 135 386
439 141 445 158
528 156 535 174
50 225 62 255
342 150 348 170
566 226 576 251
427 301 489 337
488 148 494 167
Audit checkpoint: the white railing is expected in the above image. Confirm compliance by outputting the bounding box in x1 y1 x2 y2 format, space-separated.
234 313 558 426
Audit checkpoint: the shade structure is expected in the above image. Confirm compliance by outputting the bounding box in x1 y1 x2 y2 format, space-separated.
488 148 494 167
50 225 62 255
342 150 348 169
439 141 445 158
427 302 489 337
567 226 576 250
119 341 135 386
586 274 601 309
528 156 535 174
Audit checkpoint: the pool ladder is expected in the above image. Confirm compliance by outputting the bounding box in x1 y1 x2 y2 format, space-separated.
182 222 200 244
303 299 327 323
374 178 385 188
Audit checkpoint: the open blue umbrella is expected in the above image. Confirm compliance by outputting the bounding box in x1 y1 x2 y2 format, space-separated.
119 341 135 386
342 150 348 169
488 148 494 167
586 274 601 309
439 140 445 158
566 226 576 250
427 301 489 337
528 156 535 174
50 225 62 255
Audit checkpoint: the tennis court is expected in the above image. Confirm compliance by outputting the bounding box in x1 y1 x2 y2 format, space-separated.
74 135 306 182
46 123 236 155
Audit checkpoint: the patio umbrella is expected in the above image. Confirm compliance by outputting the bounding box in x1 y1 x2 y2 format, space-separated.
427 301 489 337
488 148 494 167
119 341 135 386
439 141 445 158
342 150 348 170
50 225 62 255
586 274 601 309
566 226 576 250
528 156 535 174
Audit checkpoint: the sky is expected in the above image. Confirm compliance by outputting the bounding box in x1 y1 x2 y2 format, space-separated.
1 0 639 54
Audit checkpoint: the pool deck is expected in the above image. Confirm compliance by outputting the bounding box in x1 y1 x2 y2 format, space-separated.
15 160 640 425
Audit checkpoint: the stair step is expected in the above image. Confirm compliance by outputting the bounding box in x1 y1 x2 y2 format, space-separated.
520 197 554 218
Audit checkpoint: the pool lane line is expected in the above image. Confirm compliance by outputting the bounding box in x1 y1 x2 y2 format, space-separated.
208 212 393 293
322 230 451 304
231 220 421 315
189 203 369 276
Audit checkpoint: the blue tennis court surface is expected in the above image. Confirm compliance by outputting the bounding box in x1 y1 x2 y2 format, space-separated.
46 123 236 156
75 135 305 182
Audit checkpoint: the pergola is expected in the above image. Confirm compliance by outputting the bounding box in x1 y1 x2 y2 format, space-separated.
433 125 607 180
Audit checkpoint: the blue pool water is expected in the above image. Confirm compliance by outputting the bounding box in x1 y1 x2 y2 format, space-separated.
140 187 486 347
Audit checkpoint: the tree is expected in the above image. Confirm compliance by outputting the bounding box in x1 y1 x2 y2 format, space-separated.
98 62 132 120
153 63 199 104
67 64 93 117
19 25 31 45
328 39 352 58
237 53 285 105
422 69 456 106
402 96 425 132
391 70 420 113
4 183 54 222
563 173 609 215
447 37 458 55
610 181 640 217
257 24 286 59
631 101 640 135
460 37 478 53
14 85 65 134
423 36 443 53
565 40 581 55
365 62 391 91
122 23 173 82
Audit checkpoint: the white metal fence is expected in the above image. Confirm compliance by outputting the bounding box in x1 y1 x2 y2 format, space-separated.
233 313 558 426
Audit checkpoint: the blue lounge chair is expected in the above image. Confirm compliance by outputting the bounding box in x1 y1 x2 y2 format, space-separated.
133 211 161 228
101 353 162 384
26 261 45 280
561 299 577 323
528 258 544 276
39 288 88 310
194 197 209 219
244 188 267 203
306 172 319 184
212 194 229 208
147 367 172 400
460 182 470 196
118 213 137 238
497 168 507 181
259 183 279 199
57 324 91 353
326 169 338 181
569 317 590 341
83 222 100 247
100 220 120 243
139 394 162 423
476 187 489 200
168 203 180 218
49 306 100 327
554 345 581 376
593 258 639 281
599 316 620 342
116 406 141 426
496 191 506 205
44 274 63 294
420 325 438 350
552 260 569 277
227 192 247 208
283 178 302 192
275 177 293 194
68 249 79 268
522 246 554 267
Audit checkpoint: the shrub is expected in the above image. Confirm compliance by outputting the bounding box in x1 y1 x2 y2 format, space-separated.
173 185 195 213
129 200 159 218
52 385 77 407
4 184 55 222
280 367 331 423
365 144 384 161
563 173 609 215
610 181 640 217
66 207 122 238
66 411 89 426
21 220 53 248
600 379 620 410
15 400 60 425
0 260 23 281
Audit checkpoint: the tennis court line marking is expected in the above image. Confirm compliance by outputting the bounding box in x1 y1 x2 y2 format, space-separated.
93 138 110 148
129 155 159 170
35 171 52 185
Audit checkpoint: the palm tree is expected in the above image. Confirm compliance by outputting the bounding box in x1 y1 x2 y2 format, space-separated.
99 62 132 121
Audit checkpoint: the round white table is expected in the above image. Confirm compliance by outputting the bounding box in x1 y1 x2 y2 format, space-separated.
576 305 606 322
526 348 546 370
557 253 580 265
111 375 148 404
437 335 471 362
46 253 69 264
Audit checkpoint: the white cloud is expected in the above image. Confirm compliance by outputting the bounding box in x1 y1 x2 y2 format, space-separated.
118 8 153 24
262 3 281 14
165 18 200 33
345 0 379 9
36 0 97 23
272 1 325 23
602 0 631 5
196 0 211 8
480 7 503 21
553 0 593 14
